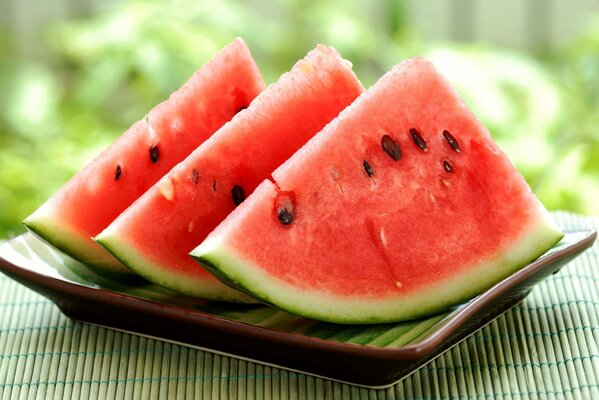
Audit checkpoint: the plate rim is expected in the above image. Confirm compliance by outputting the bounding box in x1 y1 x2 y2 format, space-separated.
0 229 595 362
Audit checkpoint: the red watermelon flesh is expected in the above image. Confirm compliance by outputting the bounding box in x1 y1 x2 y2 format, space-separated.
191 57 563 322
24 38 265 274
96 45 364 301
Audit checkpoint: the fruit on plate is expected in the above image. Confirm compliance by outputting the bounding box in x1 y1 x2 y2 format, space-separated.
95 45 364 301
190 57 564 322
23 38 265 275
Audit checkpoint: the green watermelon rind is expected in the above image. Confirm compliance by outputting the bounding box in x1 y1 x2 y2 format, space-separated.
23 207 132 276
95 228 258 303
190 212 563 324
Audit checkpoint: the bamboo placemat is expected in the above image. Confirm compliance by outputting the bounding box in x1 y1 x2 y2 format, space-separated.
1 211 598 399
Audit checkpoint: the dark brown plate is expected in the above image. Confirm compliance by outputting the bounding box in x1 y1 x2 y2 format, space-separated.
0 230 595 388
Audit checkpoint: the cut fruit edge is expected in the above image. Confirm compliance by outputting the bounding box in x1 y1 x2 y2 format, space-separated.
191 195 564 324
96 229 258 303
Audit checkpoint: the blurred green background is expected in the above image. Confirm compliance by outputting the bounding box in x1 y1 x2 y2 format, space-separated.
1 0 598 238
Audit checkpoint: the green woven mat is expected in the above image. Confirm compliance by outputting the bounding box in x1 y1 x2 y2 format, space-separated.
1 211 598 399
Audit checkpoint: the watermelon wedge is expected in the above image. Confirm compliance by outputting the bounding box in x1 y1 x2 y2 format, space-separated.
95 45 364 301
24 38 265 275
191 57 564 322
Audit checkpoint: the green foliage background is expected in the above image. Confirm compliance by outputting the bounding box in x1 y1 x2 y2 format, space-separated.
1 0 598 238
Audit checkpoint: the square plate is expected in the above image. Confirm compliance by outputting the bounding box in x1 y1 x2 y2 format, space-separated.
0 230 595 388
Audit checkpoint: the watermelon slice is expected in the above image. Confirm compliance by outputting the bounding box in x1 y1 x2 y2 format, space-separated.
95 45 364 301
191 57 564 322
24 38 265 275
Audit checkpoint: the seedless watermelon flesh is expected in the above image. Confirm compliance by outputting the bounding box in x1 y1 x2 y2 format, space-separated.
96 45 364 301
24 38 265 275
191 57 563 323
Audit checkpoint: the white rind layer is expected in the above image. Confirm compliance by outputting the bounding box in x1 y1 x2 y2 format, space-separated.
191 206 563 324
24 204 131 275
96 225 257 303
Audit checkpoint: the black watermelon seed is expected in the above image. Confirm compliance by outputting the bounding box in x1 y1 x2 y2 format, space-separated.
443 160 454 173
212 179 217 192
409 128 427 152
115 165 122 180
190 169 200 185
278 207 294 225
275 192 295 226
363 160 374 177
231 184 245 206
381 134 402 161
235 105 247 114
149 145 160 163
443 130 461 153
